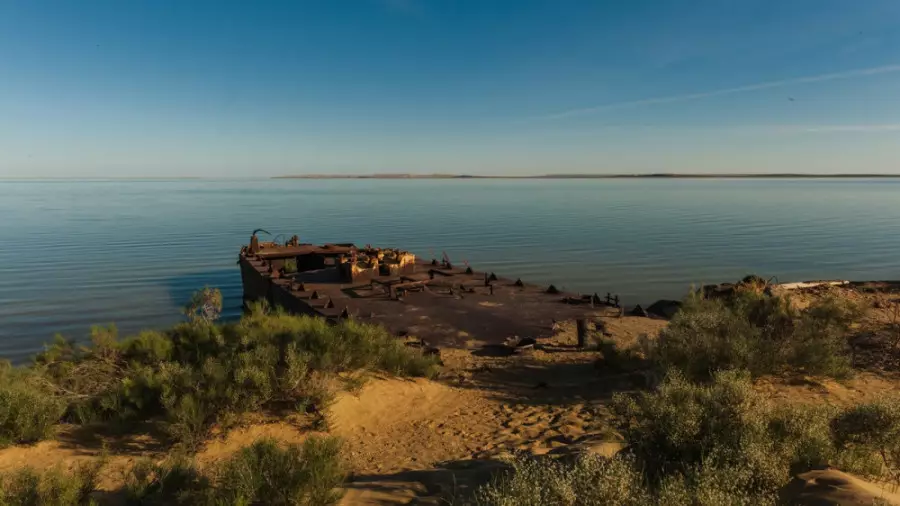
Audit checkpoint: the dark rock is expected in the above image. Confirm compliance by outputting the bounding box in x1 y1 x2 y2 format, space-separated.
546 284 560 294
703 275 770 299
514 278 524 287
701 283 735 299
310 290 320 299
324 298 335 309
465 266 474 274
647 299 683 319
488 272 498 282
630 304 649 317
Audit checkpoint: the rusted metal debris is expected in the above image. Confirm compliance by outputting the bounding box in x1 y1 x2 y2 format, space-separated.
238 233 621 349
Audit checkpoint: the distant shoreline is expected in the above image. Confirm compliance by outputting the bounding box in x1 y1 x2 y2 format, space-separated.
3 174 900 181
273 173 900 180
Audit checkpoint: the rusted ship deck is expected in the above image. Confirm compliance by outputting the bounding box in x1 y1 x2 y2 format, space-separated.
238 233 619 348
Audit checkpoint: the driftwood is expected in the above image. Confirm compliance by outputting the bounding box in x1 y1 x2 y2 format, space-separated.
775 280 850 291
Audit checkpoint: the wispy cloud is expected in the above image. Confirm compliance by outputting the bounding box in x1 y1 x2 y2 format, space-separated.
788 124 900 133
537 63 900 121
512 123 900 139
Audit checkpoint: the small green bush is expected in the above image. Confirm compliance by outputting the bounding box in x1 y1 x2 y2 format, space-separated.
0 461 101 506
0 367 65 447
124 457 210 506
235 310 440 377
124 437 344 506
611 369 802 494
472 454 650 506
120 331 174 364
215 437 345 506
182 287 222 324
647 291 859 381
831 400 900 478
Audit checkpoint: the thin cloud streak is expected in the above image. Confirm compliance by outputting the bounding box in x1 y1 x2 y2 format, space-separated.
538 63 900 120
512 124 900 139
792 124 900 133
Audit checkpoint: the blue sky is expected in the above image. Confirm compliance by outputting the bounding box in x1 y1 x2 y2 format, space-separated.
1 0 899 177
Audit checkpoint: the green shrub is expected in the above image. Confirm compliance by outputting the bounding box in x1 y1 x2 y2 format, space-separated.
235 310 440 377
0 367 65 447
610 370 875 488
215 437 345 506
647 291 858 381
182 287 222 324
0 461 101 506
23 288 439 447
120 331 174 364
471 454 650 506
656 462 779 506
611 369 799 494
466 453 784 506
124 457 210 505
831 400 900 478
123 437 345 506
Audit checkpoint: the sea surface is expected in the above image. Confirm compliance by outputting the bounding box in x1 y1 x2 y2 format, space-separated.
1 178 899 362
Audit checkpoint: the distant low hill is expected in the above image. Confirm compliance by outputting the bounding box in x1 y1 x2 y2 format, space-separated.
273 173 900 179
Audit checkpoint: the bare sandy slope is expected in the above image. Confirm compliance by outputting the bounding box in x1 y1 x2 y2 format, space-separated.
782 469 900 506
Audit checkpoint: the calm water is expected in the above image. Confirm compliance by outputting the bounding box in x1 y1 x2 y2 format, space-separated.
1 179 899 362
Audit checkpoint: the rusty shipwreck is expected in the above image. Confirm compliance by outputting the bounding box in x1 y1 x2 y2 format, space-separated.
238 232 619 348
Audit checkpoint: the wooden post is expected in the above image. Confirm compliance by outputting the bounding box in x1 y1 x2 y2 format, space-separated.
576 319 588 348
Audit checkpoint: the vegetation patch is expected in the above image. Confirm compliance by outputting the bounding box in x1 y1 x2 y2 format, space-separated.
471 453 650 506
0 364 65 447
0 289 438 450
467 371 900 505
0 461 101 506
125 436 344 506
643 288 861 381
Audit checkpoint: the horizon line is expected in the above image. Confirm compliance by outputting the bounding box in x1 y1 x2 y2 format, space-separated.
272 172 900 179
4 173 900 181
